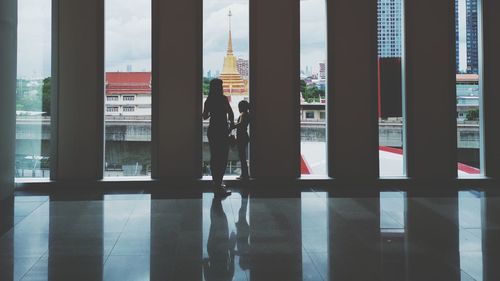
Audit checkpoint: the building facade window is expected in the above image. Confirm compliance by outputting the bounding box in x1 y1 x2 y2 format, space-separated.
123 106 135 112
123 95 135 101
107 96 119 101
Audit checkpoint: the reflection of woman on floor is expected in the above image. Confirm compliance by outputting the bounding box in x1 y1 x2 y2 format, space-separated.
236 191 251 270
203 198 236 281
203 78 234 195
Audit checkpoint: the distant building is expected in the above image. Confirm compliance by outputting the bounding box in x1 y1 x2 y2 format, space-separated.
207 70 212 79
236 58 249 80
319 62 326 80
455 0 479 74
377 0 402 58
456 74 479 121
105 72 151 117
126 65 133 72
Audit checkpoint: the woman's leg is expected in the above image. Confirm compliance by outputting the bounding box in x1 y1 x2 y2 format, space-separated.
237 141 249 178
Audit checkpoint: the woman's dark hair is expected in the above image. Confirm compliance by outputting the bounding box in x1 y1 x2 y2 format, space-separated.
208 78 223 97
238 100 250 112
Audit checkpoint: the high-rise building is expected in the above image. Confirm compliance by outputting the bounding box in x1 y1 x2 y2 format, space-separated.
377 0 402 58
236 58 249 80
319 61 326 80
456 0 479 74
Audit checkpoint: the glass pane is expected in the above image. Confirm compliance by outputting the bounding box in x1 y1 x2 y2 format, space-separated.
203 1 249 177
16 0 52 179
456 0 482 177
300 0 327 176
104 0 152 177
378 0 405 177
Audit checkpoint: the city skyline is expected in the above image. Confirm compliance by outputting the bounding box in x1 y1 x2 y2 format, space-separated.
17 0 472 78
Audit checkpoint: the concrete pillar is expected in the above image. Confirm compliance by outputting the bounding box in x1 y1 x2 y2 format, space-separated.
250 193 302 281
406 192 460 280
51 0 104 181
151 0 202 179
249 0 301 179
328 192 381 280
481 0 500 179
326 0 379 180
0 0 17 199
482 193 500 281
404 0 457 179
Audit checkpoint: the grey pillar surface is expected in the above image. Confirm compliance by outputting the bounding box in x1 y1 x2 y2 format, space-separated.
329 192 381 280
0 0 17 199
482 193 500 281
404 0 457 179
327 0 379 180
481 0 500 179
249 0 300 179
151 0 202 179
406 192 460 281
52 0 104 181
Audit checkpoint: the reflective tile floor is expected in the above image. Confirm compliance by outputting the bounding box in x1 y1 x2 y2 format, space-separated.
1 188 499 281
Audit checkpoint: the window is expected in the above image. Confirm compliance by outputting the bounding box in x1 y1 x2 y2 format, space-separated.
16 0 52 179
319 111 326 120
107 106 119 112
305 111 315 119
107 96 119 101
105 0 151 177
378 0 405 177
203 0 249 176
456 0 482 177
300 0 327 175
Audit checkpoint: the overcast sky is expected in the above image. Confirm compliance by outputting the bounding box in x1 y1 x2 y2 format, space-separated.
17 0 467 79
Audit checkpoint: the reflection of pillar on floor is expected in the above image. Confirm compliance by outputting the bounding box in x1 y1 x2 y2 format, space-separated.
150 194 202 280
328 191 381 280
482 193 500 281
406 192 460 281
250 193 302 281
48 195 103 280
0 196 14 280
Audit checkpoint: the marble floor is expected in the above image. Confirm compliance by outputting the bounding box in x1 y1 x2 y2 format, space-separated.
0 187 499 281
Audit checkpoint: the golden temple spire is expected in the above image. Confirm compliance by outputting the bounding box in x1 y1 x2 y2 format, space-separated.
227 10 233 55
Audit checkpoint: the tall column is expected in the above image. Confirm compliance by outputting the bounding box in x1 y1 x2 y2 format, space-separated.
249 0 301 179
481 0 500 178
405 0 457 179
327 0 379 180
52 0 104 181
328 192 381 280
151 0 202 180
0 0 17 199
406 191 460 280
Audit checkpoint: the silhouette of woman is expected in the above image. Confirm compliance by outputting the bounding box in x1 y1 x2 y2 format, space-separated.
230 101 250 180
203 197 236 281
203 79 234 194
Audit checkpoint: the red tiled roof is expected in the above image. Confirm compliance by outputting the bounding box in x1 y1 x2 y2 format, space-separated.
106 72 151 95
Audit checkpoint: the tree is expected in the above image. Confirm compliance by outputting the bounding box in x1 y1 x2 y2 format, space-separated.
466 109 479 121
42 77 51 115
203 77 211 95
